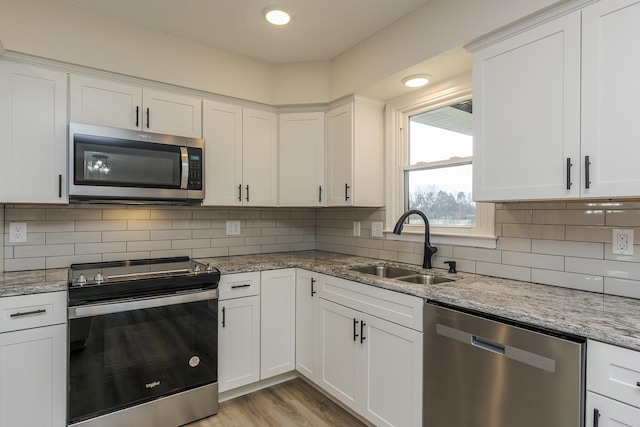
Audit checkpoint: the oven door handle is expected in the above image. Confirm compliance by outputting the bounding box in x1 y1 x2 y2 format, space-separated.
68 289 218 319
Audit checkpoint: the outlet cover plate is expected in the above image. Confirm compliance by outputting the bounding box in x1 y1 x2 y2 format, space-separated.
9 222 27 243
226 220 241 236
613 228 634 255
371 222 384 238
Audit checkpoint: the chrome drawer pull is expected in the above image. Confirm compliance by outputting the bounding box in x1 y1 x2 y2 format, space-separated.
10 308 46 318
231 284 251 289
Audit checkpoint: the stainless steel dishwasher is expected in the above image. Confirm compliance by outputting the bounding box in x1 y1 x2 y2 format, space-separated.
424 303 584 427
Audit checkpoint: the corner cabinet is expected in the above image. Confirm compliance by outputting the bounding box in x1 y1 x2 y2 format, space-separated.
279 112 325 207
326 97 384 207
0 60 68 203
0 292 67 427
217 272 261 393
70 74 202 138
202 100 278 206
318 274 423 427
472 0 640 202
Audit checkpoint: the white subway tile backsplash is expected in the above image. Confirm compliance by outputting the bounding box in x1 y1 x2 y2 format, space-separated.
128 219 172 230
533 209 605 226
604 277 640 299
476 262 531 282
15 244 74 258
566 257 640 281
502 223 565 240
5 257 46 271
453 246 502 263
103 209 151 220
497 237 532 252
531 269 603 293
76 220 127 232
76 242 126 255
532 239 603 259
502 251 564 271
605 209 640 227
127 240 172 252
46 232 102 245
102 230 150 242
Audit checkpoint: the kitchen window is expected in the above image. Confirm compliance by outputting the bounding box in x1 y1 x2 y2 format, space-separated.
386 74 496 247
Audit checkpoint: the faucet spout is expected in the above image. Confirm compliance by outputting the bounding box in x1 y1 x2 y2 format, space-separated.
392 209 438 269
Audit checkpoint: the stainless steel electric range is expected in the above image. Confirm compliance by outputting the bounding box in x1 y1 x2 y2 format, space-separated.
67 257 220 427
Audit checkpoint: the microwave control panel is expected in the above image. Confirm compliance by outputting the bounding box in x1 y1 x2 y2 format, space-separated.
187 148 203 190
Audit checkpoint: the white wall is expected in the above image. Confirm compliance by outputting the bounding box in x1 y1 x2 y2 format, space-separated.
0 0 566 104
0 206 3 273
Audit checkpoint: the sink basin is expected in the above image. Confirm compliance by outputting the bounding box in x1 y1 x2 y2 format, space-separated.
349 265 417 278
397 274 453 285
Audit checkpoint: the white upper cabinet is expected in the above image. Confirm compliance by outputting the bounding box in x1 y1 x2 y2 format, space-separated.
326 97 384 207
472 11 581 201
581 0 640 198
0 60 68 204
473 0 640 202
70 74 202 138
279 112 325 207
202 100 244 206
202 102 278 206
243 108 278 206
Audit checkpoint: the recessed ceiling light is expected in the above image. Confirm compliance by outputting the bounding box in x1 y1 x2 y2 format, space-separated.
402 74 431 88
263 7 291 26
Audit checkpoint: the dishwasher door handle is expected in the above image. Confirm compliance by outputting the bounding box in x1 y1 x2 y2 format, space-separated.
472 335 505 355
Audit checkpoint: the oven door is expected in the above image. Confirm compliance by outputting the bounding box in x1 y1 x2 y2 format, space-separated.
68 290 218 425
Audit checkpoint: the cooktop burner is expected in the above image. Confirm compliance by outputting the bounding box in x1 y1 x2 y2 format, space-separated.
68 256 220 306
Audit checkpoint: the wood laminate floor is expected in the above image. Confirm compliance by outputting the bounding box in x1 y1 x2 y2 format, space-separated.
187 378 366 427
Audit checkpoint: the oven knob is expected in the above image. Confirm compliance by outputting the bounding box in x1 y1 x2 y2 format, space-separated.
193 264 201 273
77 274 87 286
94 273 104 283
205 263 213 272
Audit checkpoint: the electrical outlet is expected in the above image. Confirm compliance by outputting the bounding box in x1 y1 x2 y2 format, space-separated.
612 228 634 255
9 222 27 243
371 222 384 238
226 220 241 236
353 221 361 237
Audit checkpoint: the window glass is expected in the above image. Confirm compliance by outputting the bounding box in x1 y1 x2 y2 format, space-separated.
405 100 475 228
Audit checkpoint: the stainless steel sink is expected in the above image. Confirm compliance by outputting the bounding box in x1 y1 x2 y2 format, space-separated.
397 274 453 285
349 264 453 285
349 265 417 278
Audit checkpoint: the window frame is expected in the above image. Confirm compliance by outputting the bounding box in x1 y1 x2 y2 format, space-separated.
384 72 496 248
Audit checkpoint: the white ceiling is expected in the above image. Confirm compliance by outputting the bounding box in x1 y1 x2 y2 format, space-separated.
56 0 432 64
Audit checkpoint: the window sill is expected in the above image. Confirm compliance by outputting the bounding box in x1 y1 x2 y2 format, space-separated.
384 229 498 249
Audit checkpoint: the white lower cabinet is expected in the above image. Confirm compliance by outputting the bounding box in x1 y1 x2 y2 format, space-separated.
0 292 66 427
260 269 296 380
218 273 261 392
586 392 640 427
318 275 423 427
295 269 320 383
586 339 640 426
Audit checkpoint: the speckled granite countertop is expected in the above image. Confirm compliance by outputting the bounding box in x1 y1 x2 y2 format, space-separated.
0 268 67 297
3 250 640 352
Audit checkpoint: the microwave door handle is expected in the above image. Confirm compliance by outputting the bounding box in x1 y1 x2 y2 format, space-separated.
180 147 189 189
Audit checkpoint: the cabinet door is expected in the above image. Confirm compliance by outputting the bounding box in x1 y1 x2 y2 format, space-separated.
295 269 319 383
242 108 278 206
70 74 142 130
142 88 202 138
472 11 581 201
218 295 260 392
318 298 360 412
0 61 68 203
202 100 243 206
586 392 640 427
279 112 325 207
260 269 296 380
361 314 423 427
326 103 353 206
581 0 640 198
0 324 66 427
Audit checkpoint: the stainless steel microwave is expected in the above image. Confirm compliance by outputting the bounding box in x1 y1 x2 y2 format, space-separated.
69 122 204 202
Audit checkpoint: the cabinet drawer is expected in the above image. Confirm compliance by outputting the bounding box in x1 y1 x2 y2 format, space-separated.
318 274 423 331
0 291 67 333
586 391 640 426
219 272 261 300
587 339 640 408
